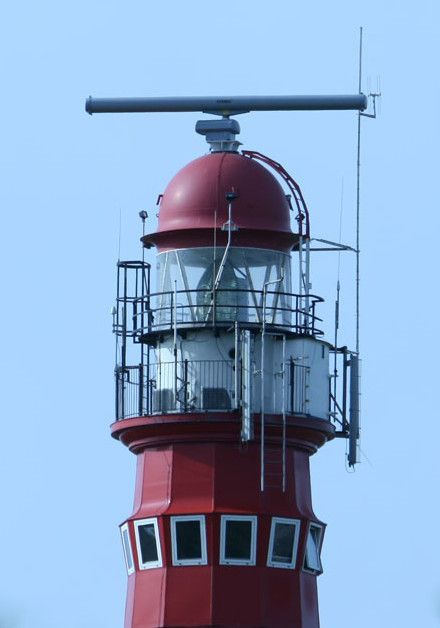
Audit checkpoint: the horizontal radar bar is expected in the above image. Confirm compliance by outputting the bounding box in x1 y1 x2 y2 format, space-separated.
85 94 367 115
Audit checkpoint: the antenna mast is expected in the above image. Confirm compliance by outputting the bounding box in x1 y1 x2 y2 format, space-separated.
356 26 363 356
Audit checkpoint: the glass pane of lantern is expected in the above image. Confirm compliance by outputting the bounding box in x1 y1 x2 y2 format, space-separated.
155 247 292 328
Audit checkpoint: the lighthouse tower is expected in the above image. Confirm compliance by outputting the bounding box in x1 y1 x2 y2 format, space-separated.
87 95 365 627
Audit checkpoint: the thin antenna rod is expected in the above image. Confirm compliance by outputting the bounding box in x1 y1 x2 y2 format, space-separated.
118 208 122 261
355 27 363 355
333 179 344 415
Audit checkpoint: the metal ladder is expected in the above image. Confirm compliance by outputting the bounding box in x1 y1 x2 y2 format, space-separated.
260 335 287 492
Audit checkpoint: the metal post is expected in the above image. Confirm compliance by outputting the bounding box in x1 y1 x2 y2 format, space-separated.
290 357 294 415
138 364 143 417
213 198 234 292
234 321 239 410
122 267 127 368
146 263 152 333
146 344 151 415
333 280 340 417
342 348 348 432
121 303 126 419
140 264 145 336
298 235 303 326
260 287 267 492
304 238 311 330
173 281 178 405
134 265 138 334
240 330 253 442
356 27 363 356
260 276 284 491
115 368 120 420
348 354 360 466
282 335 287 492
115 264 120 366
184 359 188 413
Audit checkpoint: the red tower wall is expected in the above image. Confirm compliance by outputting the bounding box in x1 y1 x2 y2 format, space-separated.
112 414 333 627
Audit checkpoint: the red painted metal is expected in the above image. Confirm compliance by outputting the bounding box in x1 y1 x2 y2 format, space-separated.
142 152 295 252
114 413 333 627
113 412 334 627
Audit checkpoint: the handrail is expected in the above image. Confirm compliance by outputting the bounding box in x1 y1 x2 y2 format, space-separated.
119 287 324 336
115 358 313 421
242 150 311 238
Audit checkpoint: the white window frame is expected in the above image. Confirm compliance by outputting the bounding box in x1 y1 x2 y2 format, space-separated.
170 515 207 566
267 517 301 569
120 522 135 575
220 515 257 566
303 522 324 575
134 517 163 570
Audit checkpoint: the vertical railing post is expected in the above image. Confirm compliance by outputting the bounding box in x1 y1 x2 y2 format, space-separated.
184 359 188 412
173 282 178 406
290 357 294 414
295 296 299 332
328 363 332 419
282 335 287 492
138 364 143 417
115 368 120 420
234 321 239 410
342 348 348 432
139 266 144 336
120 366 125 420
146 345 151 415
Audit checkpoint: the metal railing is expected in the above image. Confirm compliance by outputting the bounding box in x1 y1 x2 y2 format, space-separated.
115 365 152 420
128 288 323 337
115 358 311 421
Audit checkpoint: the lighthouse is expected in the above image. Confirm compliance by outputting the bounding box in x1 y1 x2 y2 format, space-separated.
87 94 365 627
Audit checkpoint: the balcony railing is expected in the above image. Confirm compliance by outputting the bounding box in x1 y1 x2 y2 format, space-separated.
114 288 324 339
115 358 310 421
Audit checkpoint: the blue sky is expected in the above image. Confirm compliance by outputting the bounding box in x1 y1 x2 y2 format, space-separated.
1 1 439 626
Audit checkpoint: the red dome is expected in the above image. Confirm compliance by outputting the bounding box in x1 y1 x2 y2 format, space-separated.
143 152 298 252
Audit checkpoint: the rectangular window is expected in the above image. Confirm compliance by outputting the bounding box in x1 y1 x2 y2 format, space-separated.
220 515 257 566
267 517 300 569
120 523 135 575
303 523 324 574
171 515 207 566
134 518 163 570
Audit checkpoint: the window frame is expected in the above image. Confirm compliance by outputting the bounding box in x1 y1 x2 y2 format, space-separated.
134 517 163 570
266 517 301 569
219 515 258 566
303 522 324 575
120 522 135 575
170 515 208 567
